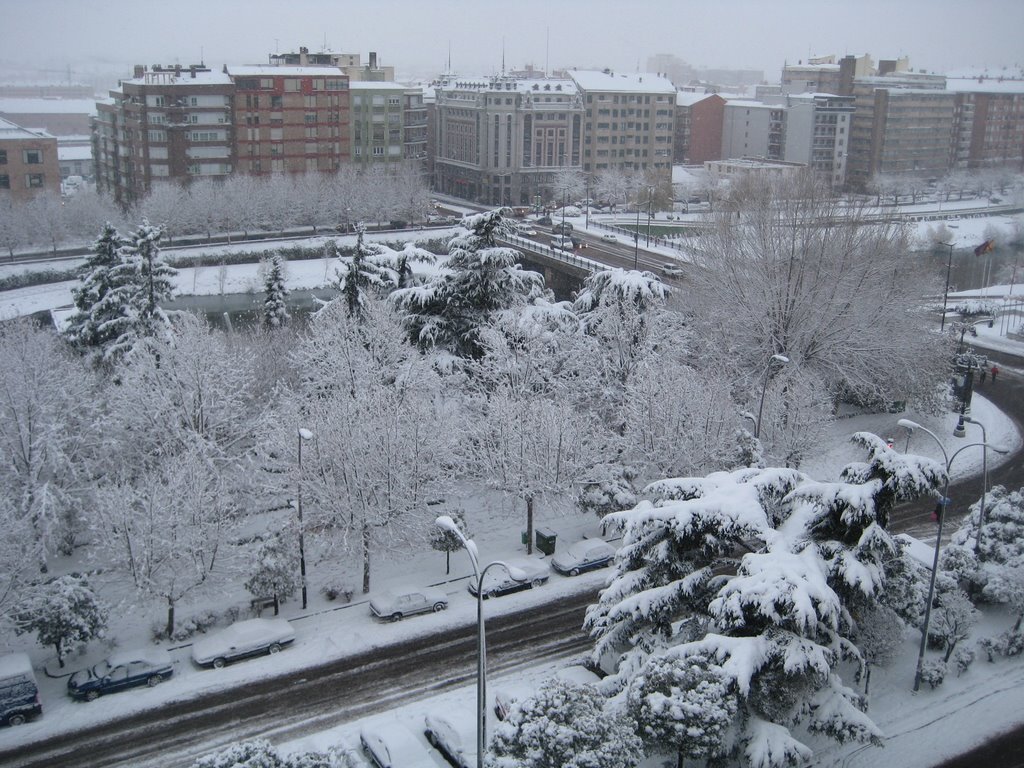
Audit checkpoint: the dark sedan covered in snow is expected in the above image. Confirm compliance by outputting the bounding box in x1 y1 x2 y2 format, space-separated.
67 648 173 701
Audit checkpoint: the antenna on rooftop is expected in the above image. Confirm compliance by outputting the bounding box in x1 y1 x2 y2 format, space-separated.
502 37 505 75
545 27 549 76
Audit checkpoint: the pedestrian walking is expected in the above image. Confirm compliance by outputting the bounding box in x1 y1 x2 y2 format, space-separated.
991 365 999 383
980 368 988 384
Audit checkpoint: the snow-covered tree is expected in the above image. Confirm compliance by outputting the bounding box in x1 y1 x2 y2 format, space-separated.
391 208 544 360
64 223 127 354
430 508 471 575
594 169 635 210
375 241 436 290
11 574 107 668
550 166 586 206
576 464 639 518
332 228 393 318
262 254 290 330
280 298 464 593
0 195 27 258
0 319 99 564
487 678 643 768
688 172 950 410
245 531 300 614
928 589 978 663
851 603 905 697
625 652 737 766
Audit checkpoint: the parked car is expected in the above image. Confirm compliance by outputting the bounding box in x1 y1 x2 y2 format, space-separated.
361 724 437 768
551 539 616 576
0 653 41 726
553 221 574 234
191 618 296 669
468 558 549 599
535 215 553 226
600 233 618 244
517 225 538 236
424 713 473 768
370 587 448 621
68 648 173 701
493 679 536 721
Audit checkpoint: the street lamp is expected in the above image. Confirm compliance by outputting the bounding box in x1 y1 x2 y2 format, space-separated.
645 186 654 246
296 427 314 609
633 193 641 270
958 415 1008 556
898 418 1007 691
939 241 955 332
754 354 789 439
435 516 528 767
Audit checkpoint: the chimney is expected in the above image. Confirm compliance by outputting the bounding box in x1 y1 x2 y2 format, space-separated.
369 51 377 69
134 65 145 78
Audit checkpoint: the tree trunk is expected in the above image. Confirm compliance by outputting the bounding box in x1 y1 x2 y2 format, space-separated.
446 550 451 575
526 495 534 555
166 596 175 640
55 642 64 669
273 595 280 616
362 522 371 594
864 663 872 699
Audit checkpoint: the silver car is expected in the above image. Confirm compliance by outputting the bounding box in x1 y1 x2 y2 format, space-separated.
191 618 295 669
369 587 448 622
551 539 616 576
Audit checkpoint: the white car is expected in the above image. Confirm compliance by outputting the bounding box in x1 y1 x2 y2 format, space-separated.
191 618 295 669
369 586 448 621
661 262 685 277
468 558 549 599
600 233 618 244
517 226 538 236
551 539 616 576
361 724 439 768
424 713 473 768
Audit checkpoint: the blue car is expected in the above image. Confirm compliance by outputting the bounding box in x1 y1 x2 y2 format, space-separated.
67 648 173 701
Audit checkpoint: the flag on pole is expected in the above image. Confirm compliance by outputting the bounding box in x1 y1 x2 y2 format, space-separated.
974 239 995 256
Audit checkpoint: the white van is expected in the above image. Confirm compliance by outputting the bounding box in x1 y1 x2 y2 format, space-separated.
0 653 42 726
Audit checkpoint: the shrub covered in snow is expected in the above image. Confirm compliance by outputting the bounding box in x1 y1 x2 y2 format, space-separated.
919 659 947 689
11 574 107 668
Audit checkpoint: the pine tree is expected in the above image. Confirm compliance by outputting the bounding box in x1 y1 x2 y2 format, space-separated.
64 222 126 354
12 574 107 668
245 531 300 614
391 208 543 359
262 254 290 330
332 229 391 319
429 508 471 575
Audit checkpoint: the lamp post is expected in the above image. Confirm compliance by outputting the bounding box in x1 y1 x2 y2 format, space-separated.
296 427 314 609
754 354 789 439
898 418 1007 691
633 194 641 270
940 241 955 332
436 516 527 767
958 415 1007 556
645 186 654 246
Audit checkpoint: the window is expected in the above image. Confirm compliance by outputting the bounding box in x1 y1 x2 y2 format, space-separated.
372 146 385 156
26 173 44 188
388 96 400 106
285 78 301 92
0 174 8 188
0 150 6 164
23 149 42 164
271 95 283 108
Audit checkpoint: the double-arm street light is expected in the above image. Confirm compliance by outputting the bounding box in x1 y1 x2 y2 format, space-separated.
754 354 789 439
898 418 1008 691
296 427 314 609
958 415 1004 555
939 241 955 332
435 515 528 767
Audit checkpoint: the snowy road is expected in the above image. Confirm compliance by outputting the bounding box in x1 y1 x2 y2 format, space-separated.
0 593 594 768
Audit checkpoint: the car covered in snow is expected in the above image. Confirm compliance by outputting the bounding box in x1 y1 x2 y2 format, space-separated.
467 558 549 599
551 539 616 576
423 713 473 768
191 618 295 669
600 233 618 244
661 262 685 278
369 587 448 622
361 723 439 768
67 648 173 701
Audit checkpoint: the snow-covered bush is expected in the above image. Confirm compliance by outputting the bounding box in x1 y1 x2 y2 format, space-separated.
919 659 947 689
245 531 300 609
191 739 355 768
11 574 107 668
953 646 976 676
319 581 355 603
151 609 219 643
952 299 998 318
576 465 639 517
928 589 978 662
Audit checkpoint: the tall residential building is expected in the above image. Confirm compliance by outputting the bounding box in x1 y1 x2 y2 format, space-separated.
569 70 676 177
226 64 350 175
674 92 726 164
0 117 60 202
350 82 425 166
783 93 854 187
433 75 584 205
721 101 782 160
845 72 951 188
947 74 1024 172
93 64 235 206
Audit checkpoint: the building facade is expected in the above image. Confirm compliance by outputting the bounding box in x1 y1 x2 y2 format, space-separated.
0 117 61 202
350 82 425 166
674 92 726 164
782 93 854 187
570 70 676 177
948 75 1024 172
433 75 584 205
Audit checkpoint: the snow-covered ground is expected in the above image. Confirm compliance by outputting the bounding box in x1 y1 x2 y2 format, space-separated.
2 208 1024 765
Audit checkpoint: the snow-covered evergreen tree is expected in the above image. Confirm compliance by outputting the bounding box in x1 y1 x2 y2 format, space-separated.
625 652 736 765
11 574 107 668
245 531 300 613
262 254 290 330
64 222 127 354
928 589 978 663
332 228 392 318
429 508 471 575
391 208 543 360
487 678 643 768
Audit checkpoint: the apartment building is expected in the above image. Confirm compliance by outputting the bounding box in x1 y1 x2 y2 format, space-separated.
783 94 854 187
569 70 676 177
722 101 783 160
0 117 60 202
947 75 1024 172
227 64 350 175
268 48 395 82
350 82 425 165
93 64 235 205
674 92 726 164
433 75 584 205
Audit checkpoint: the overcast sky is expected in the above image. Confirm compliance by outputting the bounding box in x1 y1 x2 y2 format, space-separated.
3 0 1023 85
